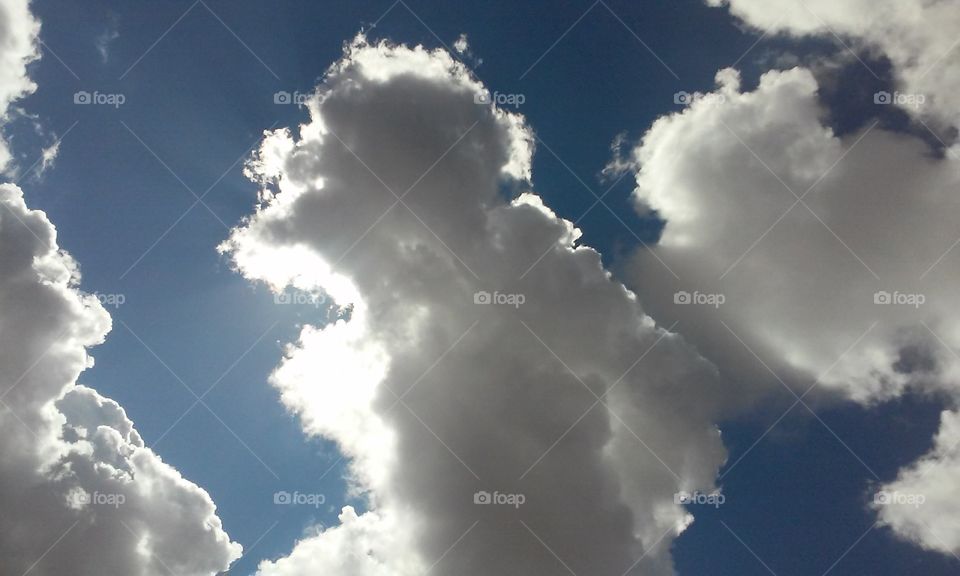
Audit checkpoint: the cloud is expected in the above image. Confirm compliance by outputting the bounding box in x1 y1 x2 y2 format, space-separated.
0 0 41 173
707 0 960 130
95 15 119 64
222 36 736 575
0 183 242 575
618 65 960 555
36 134 60 174
453 34 469 55
0 3 239 571
873 409 960 556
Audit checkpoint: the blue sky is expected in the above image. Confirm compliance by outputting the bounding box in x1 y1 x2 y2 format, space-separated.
5 1 960 575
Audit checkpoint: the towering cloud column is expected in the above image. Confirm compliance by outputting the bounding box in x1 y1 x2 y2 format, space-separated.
223 37 734 576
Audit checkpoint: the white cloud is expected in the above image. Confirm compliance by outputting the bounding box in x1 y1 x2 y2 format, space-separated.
0 0 41 173
36 135 60 174
254 506 419 576
0 183 242 575
453 34 469 55
873 409 960 556
0 3 239 570
223 36 735 576
619 65 960 555
95 23 119 64
708 0 960 129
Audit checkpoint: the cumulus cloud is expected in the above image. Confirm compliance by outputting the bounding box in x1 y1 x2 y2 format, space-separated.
0 3 239 570
618 64 960 555
873 409 960 556
0 183 242 575
222 36 737 576
708 0 960 129
0 0 41 173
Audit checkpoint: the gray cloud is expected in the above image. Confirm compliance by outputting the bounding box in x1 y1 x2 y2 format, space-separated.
708 0 960 131
0 2 240 572
619 63 960 556
0 183 241 575
223 36 737 576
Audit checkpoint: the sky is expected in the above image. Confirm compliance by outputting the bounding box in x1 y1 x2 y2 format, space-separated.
1 0 959 575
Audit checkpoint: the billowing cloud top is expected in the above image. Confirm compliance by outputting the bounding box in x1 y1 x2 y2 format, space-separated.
222 36 735 576
709 0 960 129
0 185 241 574
0 1 241 573
4 0 953 571
621 61 960 556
